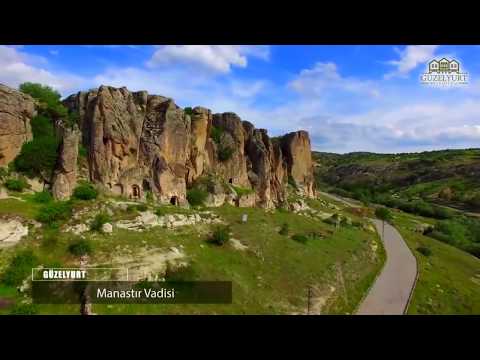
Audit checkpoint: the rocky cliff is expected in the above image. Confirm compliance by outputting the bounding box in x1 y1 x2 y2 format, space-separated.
51 123 81 200
1 83 315 208
0 84 36 166
62 85 315 207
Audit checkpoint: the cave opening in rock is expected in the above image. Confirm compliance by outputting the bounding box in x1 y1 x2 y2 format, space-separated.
132 184 140 199
229 178 233 184
142 179 151 191
170 196 178 206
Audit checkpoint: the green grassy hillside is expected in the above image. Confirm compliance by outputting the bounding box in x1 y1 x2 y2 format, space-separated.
313 148 480 213
0 190 384 315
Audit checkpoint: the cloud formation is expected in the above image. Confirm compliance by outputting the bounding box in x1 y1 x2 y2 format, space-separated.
289 62 380 98
0 45 84 94
146 45 269 73
385 45 439 79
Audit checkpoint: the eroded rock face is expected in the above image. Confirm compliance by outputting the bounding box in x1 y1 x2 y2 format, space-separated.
63 85 315 207
52 124 81 200
0 84 36 166
211 112 250 188
244 124 286 208
281 131 315 197
187 107 211 184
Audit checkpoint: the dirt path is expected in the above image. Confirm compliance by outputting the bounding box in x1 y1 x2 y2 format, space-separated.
356 219 417 315
317 191 362 208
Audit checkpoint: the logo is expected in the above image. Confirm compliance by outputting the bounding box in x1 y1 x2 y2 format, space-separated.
420 58 468 87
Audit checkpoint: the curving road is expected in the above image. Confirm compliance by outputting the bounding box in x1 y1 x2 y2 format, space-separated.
356 219 417 315
317 191 362 208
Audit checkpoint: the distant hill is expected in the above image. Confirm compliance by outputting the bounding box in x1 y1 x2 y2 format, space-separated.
313 148 480 213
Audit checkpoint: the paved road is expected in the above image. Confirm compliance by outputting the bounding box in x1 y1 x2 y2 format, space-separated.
356 219 417 315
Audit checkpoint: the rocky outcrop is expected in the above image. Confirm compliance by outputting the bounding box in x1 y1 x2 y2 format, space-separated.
52 124 81 200
187 107 211 184
244 123 286 208
0 84 36 166
62 85 315 208
280 131 315 197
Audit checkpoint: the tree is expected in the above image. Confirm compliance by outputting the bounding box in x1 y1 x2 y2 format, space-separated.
375 207 393 239
19 82 67 119
13 136 59 180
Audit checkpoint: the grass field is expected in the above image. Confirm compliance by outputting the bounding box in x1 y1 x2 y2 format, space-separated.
0 196 384 315
392 211 480 314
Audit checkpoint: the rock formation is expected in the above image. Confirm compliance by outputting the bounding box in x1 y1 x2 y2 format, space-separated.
281 131 315 198
0 83 315 207
0 84 36 166
52 123 81 200
61 85 315 208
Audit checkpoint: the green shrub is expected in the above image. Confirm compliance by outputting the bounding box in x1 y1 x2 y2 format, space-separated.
287 175 298 190
1 250 39 286
375 207 393 222
417 246 432 257
14 136 59 178
126 205 138 213
68 239 92 256
90 212 111 232
4 178 29 192
184 107 194 116
0 167 8 180
36 201 72 226
10 303 38 315
187 188 208 206
31 115 54 138
306 231 324 240
279 223 289 235
231 185 254 198
154 208 164 217
32 191 53 203
465 243 480 258
292 234 309 244
135 204 148 212
65 111 80 128
78 145 88 158
413 201 435 218
277 206 289 214
209 226 230 246
218 146 234 162
73 183 98 200
432 206 454 219
145 191 153 202
210 126 223 144
41 232 59 249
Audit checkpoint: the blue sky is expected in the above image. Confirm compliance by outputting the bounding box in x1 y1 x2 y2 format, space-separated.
1 45 480 153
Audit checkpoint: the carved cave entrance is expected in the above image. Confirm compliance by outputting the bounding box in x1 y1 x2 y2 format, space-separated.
229 178 233 184
170 196 179 206
132 185 140 199
142 179 151 192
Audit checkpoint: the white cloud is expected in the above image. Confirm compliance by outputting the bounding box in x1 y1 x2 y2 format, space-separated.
0 45 85 95
146 45 269 73
303 98 480 153
385 45 439 79
289 62 380 98
49 50 59 56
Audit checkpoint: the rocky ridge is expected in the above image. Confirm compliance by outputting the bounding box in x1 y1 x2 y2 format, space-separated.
1 84 315 208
